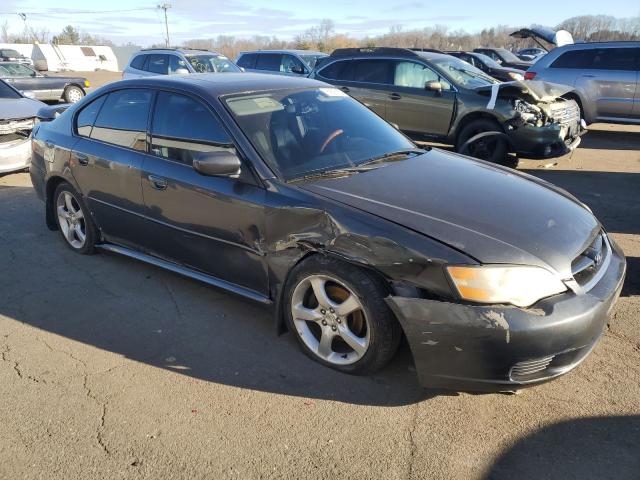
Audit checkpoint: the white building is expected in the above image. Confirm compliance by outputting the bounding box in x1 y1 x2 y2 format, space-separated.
0 43 119 72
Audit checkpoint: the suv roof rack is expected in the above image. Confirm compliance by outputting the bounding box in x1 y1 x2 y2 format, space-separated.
140 47 212 52
409 48 444 54
330 47 427 59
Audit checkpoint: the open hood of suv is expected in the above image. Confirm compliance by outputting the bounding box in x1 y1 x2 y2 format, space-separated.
510 27 574 47
300 149 599 278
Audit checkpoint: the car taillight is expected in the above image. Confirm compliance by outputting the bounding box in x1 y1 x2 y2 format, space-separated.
524 71 537 80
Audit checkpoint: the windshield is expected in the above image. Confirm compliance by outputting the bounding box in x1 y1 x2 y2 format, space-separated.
299 54 328 69
0 80 21 99
185 54 241 73
225 87 415 181
430 56 497 88
0 63 35 77
496 49 522 63
474 53 502 69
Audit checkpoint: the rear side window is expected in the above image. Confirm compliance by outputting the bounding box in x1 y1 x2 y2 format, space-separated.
76 95 107 137
318 60 353 81
255 53 283 72
237 53 257 69
551 48 638 70
129 55 146 70
353 59 393 84
150 91 232 166
90 89 152 151
146 54 168 74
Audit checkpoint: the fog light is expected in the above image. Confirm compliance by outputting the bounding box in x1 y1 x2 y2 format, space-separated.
543 145 552 156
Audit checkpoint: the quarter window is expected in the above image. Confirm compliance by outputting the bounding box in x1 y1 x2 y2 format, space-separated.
130 55 146 70
237 53 257 69
90 89 152 151
76 95 107 137
394 61 439 88
150 91 233 166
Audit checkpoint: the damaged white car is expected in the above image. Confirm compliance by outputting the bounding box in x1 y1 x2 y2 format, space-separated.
0 79 44 175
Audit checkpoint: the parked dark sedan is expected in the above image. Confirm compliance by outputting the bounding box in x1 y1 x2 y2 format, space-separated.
446 51 525 82
0 62 89 103
473 48 533 71
30 74 625 391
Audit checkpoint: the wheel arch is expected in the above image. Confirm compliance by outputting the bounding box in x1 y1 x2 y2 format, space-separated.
453 111 505 146
45 175 68 230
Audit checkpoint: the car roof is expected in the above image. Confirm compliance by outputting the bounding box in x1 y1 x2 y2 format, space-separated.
104 73 328 97
138 48 224 56
239 49 327 56
552 41 640 51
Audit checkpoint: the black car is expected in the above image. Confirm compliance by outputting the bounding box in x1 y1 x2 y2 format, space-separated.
473 48 532 71
30 74 625 391
0 62 89 103
446 51 525 82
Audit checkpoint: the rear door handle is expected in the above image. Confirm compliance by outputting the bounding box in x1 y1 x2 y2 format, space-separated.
340 86 350 93
148 175 167 190
76 153 89 166
389 93 402 100
582 74 596 78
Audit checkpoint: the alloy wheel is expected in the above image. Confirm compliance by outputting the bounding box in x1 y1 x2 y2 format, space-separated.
291 274 370 365
67 88 83 103
56 191 86 249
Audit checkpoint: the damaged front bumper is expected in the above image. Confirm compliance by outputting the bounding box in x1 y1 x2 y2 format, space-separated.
507 118 586 160
386 240 626 392
0 135 31 174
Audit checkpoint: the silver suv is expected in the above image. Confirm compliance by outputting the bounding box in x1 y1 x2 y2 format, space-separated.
525 42 639 125
123 48 241 79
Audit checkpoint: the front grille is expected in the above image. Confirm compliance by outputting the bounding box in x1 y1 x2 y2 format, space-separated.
572 232 608 287
550 101 580 125
510 355 555 380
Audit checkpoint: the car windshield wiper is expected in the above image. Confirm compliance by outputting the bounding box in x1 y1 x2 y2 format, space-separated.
358 148 427 167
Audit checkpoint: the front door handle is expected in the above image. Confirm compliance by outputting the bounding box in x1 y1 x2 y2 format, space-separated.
148 175 168 190
76 153 89 166
340 86 350 93
389 93 402 100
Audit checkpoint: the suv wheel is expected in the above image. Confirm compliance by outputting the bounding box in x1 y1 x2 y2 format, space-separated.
284 255 402 375
53 182 97 254
456 118 509 164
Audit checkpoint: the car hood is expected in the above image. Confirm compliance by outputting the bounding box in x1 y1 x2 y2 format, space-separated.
299 150 600 278
0 97 43 120
474 80 574 103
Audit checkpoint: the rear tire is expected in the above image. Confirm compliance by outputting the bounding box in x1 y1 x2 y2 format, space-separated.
456 118 509 164
284 255 402 375
53 182 97 254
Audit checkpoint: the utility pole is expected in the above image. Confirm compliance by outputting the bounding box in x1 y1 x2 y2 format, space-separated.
158 3 171 47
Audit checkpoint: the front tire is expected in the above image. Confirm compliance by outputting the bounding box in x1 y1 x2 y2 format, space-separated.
53 182 97 254
284 255 402 375
456 118 509 164
63 85 85 104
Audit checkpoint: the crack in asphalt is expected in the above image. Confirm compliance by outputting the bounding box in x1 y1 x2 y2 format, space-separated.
405 402 419 480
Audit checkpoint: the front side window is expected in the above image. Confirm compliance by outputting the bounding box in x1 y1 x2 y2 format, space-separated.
255 54 283 72
151 91 233 165
185 54 241 73
168 55 189 74
0 63 35 77
280 55 305 74
224 87 415 180
430 56 495 88
299 54 328 70
0 80 21 99
237 53 257 69
353 59 393 84
76 95 107 137
394 61 439 88
90 89 152 151
146 55 168 75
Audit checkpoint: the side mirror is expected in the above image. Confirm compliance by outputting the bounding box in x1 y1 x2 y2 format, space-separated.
291 65 305 75
193 151 241 177
174 68 190 75
425 81 442 94
22 90 36 99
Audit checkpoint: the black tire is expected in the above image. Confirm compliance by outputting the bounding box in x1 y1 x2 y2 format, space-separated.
63 85 85 104
456 118 509 163
53 182 97 254
284 255 402 375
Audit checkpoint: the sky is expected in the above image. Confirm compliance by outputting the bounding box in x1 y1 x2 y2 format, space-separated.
1 0 638 46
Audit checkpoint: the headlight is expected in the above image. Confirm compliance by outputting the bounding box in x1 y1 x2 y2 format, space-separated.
447 265 567 307
508 72 524 81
